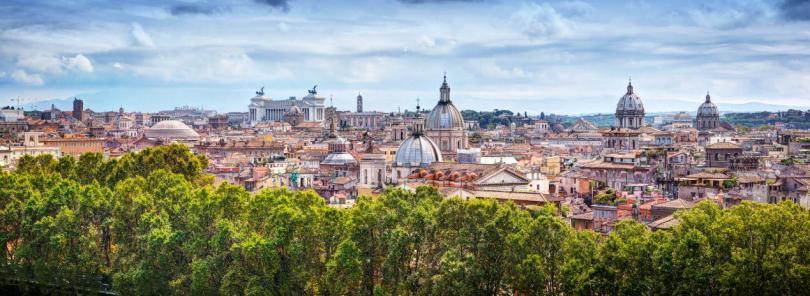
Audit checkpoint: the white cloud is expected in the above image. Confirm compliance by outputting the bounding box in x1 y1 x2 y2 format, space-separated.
129 50 278 83
113 62 124 69
64 54 94 73
511 3 572 38
277 22 290 32
11 69 44 85
469 61 532 80
341 58 398 83
418 35 436 48
0 71 6 78
688 0 775 30
16 53 94 75
17 54 63 74
557 0 594 18
131 22 156 48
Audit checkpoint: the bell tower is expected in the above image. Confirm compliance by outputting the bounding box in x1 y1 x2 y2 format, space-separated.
356 92 363 113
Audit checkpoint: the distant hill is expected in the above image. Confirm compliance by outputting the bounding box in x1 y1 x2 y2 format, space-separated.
17 94 810 115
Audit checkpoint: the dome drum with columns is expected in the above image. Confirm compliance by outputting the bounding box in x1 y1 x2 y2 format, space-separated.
615 81 645 129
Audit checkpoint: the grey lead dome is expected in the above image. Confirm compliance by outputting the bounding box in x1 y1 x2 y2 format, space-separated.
616 82 644 114
697 93 719 117
394 133 443 167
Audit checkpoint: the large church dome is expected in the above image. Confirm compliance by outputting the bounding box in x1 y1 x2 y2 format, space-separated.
425 75 465 130
145 120 200 141
616 82 644 114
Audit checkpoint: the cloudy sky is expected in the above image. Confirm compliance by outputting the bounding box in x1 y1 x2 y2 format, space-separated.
1 0 810 114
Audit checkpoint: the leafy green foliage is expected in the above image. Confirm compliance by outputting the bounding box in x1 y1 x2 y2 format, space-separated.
1 144 808 295
461 109 515 129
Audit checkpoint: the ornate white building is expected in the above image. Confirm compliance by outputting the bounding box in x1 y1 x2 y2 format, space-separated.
615 81 645 129
425 75 468 155
248 86 326 125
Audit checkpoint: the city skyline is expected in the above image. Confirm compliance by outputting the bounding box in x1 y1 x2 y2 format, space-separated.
2 0 810 114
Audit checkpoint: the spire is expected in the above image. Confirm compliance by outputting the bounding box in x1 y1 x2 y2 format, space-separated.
413 98 425 135
627 77 634 94
439 73 451 103
705 91 711 102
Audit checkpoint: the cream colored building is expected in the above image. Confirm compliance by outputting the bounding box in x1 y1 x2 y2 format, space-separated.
1 132 61 168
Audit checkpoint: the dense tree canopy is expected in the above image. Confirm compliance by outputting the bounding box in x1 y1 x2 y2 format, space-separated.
1 144 809 295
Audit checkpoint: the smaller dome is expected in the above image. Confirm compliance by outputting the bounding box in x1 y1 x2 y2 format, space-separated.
395 134 443 167
697 93 719 117
616 82 644 113
145 120 199 141
321 152 357 166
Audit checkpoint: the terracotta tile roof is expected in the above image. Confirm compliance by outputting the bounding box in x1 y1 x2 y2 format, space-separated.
569 211 594 221
333 176 354 185
578 160 636 170
682 172 730 179
736 175 764 183
706 142 741 149
648 215 679 230
652 198 694 210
